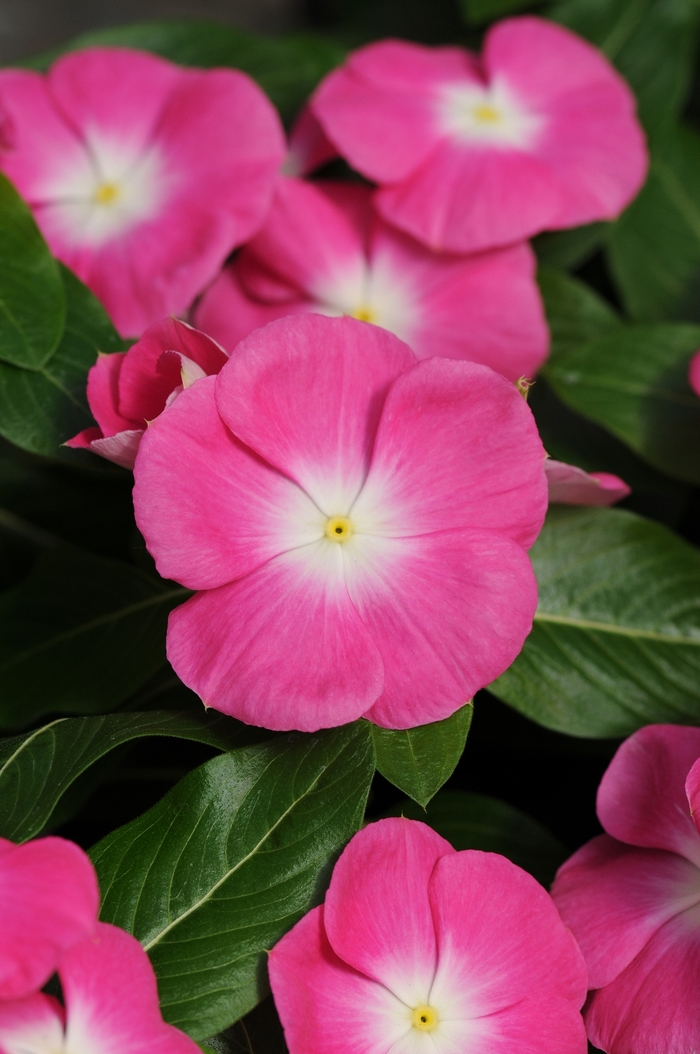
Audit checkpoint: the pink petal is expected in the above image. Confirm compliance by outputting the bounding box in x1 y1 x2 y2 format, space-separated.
323 819 454 1005
545 460 631 505
689 349 700 397
118 317 227 425
194 265 309 353
376 140 562 254
551 834 700 988
84 352 136 436
441 994 587 1054
286 105 338 176
428 850 587 1019
349 528 538 729
215 314 416 514
0 993 65 1054
60 923 199 1054
687 758 700 839
585 904 700 1054
64 426 104 451
88 428 144 469
270 906 413 1054
0 837 99 1001
165 543 383 732
134 376 326 590
597 724 700 867
352 357 548 548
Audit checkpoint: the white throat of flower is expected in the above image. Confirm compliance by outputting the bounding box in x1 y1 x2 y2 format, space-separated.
438 77 543 149
312 253 418 345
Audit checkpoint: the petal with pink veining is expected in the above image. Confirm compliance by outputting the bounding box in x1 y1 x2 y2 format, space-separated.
545 460 630 506
0 993 65 1054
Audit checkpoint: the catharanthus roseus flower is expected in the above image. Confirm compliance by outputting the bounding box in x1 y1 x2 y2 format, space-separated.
269 818 588 1054
545 460 630 506
65 317 228 469
0 836 98 1001
689 349 700 396
0 922 199 1054
133 314 548 732
196 177 549 383
0 47 285 336
310 17 647 253
552 724 700 1054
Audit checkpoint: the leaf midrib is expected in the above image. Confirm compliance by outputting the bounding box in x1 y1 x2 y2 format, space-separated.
535 610 700 643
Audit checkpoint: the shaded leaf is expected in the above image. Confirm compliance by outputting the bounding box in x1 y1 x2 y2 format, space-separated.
0 264 124 456
0 544 188 729
370 703 473 807
492 506 700 737
386 790 567 886
0 710 264 842
0 174 65 369
460 0 539 27
533 223 609 271
539 266 622 360
92 723 375 1039
544 320 700 485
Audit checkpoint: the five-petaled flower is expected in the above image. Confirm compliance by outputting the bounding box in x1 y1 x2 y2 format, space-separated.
196 176 549 383
269 817 588 1054
133 313 548 732
0 47 285 336
552 724 700 1054
310 16 647 253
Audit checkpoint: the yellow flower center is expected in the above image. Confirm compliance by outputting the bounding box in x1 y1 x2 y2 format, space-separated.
94 182 121 206
325 516 353 542
351 305 377 323
473 103 501 123
411 1005 439 1032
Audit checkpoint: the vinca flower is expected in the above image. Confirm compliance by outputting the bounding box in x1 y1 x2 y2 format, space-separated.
269 818 588 1054
552 725 700 1054
545 460 630 506
0 47 285 336
310 17 647 253
0 836 98 1001
196 176 549 383
66 317 228 469
133 313 548 732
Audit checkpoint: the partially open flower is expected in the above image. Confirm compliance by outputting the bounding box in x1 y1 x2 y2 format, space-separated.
196 177 549 383
0 47 285 336
133 313 548 732
269 818 588 1054
310 17 647 253
66 317 228 469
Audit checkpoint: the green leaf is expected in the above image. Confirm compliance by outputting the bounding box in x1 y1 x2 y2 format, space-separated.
92 723 374 1039
0 174 65 369
0 710 265 842
608 124 700 322
0 544 189 729
25 22 346 125
539 266 622 360
544 320 700 485
370 703 473 807
533 222 609 271
491 505 700 737
548 0 700 137
0 264 124 456
460 0 538 27
386 790 567 886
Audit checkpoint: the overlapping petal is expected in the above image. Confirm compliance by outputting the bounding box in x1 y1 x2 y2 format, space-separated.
545 460 630 506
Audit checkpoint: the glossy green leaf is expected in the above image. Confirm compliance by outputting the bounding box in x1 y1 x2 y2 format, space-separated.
0 174 65 369
544 320 700 485
492 506 700 737
539 266 622 360
0 264 124 456
608 124 700 322
92 723 374 1039
0 544 189 729
26 22 345 124
0 711 265 843
387 790 567 886
533 222 609 271
370 703 473 808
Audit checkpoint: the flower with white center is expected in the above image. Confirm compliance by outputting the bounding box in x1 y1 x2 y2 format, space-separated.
269 818 588 1054
133 313 548 732
0 46 284 336
196 177 549 384
439 77 542 148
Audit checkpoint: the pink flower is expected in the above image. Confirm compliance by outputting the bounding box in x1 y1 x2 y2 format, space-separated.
0 48 285 336
284 106 338 177
689 349 700 396
310 17 648 253
0 836 99 1001
65 317 228 469
545 460 630 506
269 817 588 1054
0 922 199 1054
133 313 548 732
551 724 700 1054
195 177 549 383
